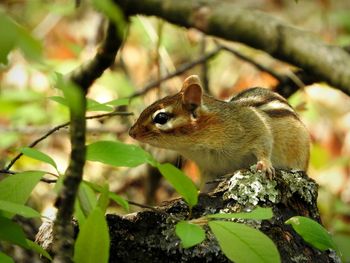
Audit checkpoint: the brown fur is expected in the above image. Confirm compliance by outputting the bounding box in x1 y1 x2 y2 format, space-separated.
129 76 310 191
263 109 299 120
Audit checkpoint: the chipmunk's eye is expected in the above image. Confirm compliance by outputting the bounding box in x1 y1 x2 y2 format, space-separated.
153 112 170 125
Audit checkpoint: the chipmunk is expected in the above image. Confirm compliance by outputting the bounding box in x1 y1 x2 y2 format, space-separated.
129 75 310 191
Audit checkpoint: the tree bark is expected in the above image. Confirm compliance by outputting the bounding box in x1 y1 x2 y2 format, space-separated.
37 169 338 262
104 169 337 262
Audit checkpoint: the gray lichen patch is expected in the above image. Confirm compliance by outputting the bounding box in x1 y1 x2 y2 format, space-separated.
222 168 279 207
281 170 317 204
219 167 318 210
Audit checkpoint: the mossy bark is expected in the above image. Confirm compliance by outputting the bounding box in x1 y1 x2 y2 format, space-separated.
37 169 337 262
107 170 336 262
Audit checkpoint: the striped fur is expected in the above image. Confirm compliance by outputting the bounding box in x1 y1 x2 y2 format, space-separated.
129 77 310 191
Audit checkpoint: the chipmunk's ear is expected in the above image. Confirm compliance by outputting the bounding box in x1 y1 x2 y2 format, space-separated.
181 75 203 111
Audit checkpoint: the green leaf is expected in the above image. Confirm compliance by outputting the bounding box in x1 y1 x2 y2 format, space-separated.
208 207 273 220
0 200 40 218
49 96 68 107
0 217 52 261
54 173 65 194
78 182 98 217
175 221 205 248
0 252 15 263
109 192 129 212
87 98 114 112
285 216 337 252
0 171 45 204
74 207 110 263
97 184 110 213
209 221 280 263
26 239 52 260
84 181 129 211
21 147 57 170
157 163 198 207
87 140 155 167
0 13 17 64
55 74 85 116
0 216 28 248
0 11 42 64
63 82 85 116
16 25 42 62
74 198 86 226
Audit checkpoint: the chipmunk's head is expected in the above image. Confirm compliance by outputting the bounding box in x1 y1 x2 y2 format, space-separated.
129 75 216 150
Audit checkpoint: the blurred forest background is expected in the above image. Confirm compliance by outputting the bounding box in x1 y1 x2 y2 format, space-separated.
0 0 350 260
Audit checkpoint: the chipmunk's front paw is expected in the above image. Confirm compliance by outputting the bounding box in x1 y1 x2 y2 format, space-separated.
256 160 275 179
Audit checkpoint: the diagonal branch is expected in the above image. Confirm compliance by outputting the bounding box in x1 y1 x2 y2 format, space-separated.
116 0 350 97
129 45 222 99
218 43 283 83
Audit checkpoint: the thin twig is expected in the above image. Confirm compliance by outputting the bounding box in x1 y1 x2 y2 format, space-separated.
217 42 284 82
274 69 317 98
0 169 58 183
4 121 69 171
4 111 132 172
127 38 308 102
0 169 15 175
129 45 223 99
0 126 128 135
41 177 58 184
85 111 133 120
127 200 159 212
217 42 310 97
128 42 299 100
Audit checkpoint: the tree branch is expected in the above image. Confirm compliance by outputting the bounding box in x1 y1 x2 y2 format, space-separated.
127 43 309 100
52 20 124 263
116 0 350 97
218 43 283 82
